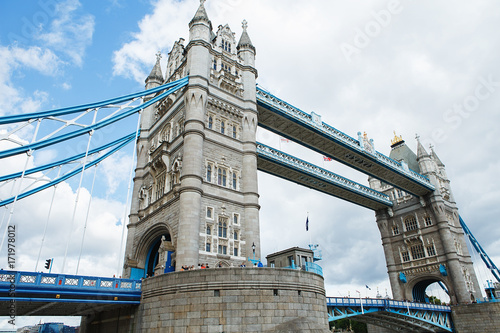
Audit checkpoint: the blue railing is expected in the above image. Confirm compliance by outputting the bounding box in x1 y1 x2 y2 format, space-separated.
257 142 393 207
326 297 451 312
0 270 141 304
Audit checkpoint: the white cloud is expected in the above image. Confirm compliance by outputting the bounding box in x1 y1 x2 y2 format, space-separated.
37 0 95 67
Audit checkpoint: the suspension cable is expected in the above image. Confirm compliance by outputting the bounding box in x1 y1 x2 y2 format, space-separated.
117 111 142 276
35 166 62 271
61 111 98 273
0 119 41 251
76 162 99 274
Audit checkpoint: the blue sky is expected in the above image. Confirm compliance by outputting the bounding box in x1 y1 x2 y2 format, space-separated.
1 0 500 329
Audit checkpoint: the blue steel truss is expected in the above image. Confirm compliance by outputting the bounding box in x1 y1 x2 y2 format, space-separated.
0 270 141 305
327 297 453 332
256 142 393 209
256 86 434 194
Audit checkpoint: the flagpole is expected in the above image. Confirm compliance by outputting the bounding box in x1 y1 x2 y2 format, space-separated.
307 212 311 246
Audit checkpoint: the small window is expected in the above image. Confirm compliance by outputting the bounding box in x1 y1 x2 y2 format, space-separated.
206 243 211 252
222 169 227 187
392 225 399 235
232 125 237 139
401 251 410 262
221 121 225 134
233 247 238 256
404 216 418 231
213 59 217 70
218 245 227 255
233 231 238 240
218 222 227 238
232 172 237 190
233 214 239 225
426 244 436 256
424 216 432 226
208 116 213 129
207 164 212 182
411 244 425 260
206 225 211 235
206 207 213 219
217 168 222 185
273 289 279 296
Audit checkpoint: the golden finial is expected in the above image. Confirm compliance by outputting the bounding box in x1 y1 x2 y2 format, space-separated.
391 131 403 146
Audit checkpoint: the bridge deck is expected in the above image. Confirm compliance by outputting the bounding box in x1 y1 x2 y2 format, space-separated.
0 271 141 316
256 87 435 196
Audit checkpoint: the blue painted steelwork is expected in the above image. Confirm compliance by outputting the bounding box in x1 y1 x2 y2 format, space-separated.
459 215 500 283
0 77 188 125
256 142 393 208
256 86 434 193
326 297 453 332
0 132 137 208
0 77 188 159
0 270 141 304
0 131 137 183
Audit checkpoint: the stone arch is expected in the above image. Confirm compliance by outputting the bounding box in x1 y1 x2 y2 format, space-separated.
409 275 450 303
216 260 230 268
134 223 174 277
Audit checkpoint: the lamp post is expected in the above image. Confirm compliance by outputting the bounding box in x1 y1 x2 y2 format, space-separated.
248 242 260 266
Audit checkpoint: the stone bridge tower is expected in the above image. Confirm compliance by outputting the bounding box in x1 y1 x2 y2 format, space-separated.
369 134 482 304
122 1 260 278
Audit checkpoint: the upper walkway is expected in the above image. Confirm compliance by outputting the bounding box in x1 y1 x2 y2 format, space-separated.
256 143 392 210
256 87 435 197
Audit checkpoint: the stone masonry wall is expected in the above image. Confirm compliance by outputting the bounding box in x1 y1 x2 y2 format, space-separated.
135 267 329 332
451 302 500 333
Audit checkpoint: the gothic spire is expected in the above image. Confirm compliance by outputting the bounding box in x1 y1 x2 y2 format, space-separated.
430 145 445 167
237 20 255 53
146 51 163 84
189 0 211 27
415 134 429 160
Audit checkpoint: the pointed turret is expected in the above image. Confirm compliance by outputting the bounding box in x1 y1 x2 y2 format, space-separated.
415 134 429 160
430 146 445 167
237 20 256 54
189 0 212 42
145 51 164 88
389 132 420 173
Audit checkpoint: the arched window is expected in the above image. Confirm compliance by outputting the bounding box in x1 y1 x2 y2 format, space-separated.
213 59 217 70
233 231 238 240
207 164 212 182
221 121 225 134
206 243 211 252
233 214 239 224
232 125 237 139
206 225 211 235
208 116 213 129
222 169 227 187
233 247 238 256
218 222 227 238
218 168 222 185
232 172 237 190
404 216 418 231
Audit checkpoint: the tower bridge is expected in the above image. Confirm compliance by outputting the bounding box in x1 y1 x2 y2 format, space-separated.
0 1 499 332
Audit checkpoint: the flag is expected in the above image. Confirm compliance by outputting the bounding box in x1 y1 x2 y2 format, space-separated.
366 285 371 290
323 156 332 161
306 217 309 231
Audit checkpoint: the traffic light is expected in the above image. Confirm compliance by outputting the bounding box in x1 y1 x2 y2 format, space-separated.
44 259 52 270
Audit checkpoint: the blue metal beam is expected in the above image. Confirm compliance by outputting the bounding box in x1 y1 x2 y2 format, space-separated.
256 142 393 210
0 79 187 159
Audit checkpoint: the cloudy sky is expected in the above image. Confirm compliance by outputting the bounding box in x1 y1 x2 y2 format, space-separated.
1 0 500 329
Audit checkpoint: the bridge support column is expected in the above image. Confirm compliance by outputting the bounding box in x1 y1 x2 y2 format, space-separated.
375 209 403 300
